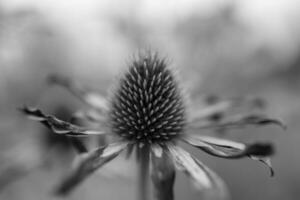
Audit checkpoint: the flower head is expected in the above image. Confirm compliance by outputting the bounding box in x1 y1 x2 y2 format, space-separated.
21 52 284 199
109 54 186 144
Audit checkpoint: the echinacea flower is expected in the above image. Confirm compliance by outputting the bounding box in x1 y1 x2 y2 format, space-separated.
21 52 284 200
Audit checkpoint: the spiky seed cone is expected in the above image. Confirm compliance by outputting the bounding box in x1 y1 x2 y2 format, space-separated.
109 53 186 144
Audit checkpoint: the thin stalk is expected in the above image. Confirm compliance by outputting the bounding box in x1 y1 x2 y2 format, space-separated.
137 144 150 200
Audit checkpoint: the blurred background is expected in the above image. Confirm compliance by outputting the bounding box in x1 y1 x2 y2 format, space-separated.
0 0 300 199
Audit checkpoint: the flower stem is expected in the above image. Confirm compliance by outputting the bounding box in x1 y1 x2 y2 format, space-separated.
138 144 150 200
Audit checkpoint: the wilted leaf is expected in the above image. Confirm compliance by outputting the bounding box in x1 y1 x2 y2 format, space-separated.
182 135 275 175
20 106 106 136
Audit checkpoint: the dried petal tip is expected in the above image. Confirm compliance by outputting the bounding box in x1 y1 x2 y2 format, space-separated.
246 143 274 157
109 53 186 144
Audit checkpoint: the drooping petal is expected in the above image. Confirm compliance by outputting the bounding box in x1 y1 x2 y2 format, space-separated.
182 135 274 175
166 144 229 199
54 141 129 196
167 144 211 189
48 74 108 111
182 135 274 158
20 106 106 136
193 159 230 200
190 113 286 130
151 145 175 200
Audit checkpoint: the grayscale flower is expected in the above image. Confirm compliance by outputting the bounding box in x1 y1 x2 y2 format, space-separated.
21 52 284 199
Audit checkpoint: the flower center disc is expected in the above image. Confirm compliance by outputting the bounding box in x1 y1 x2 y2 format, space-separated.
109 54 186 144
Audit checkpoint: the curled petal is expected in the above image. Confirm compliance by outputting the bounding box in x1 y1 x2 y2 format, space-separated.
20 106 106 137
54 141 128 195
250 156 274 177
182 135 274 175
167 144 229 199
48 74 108 111
151 147 175 200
